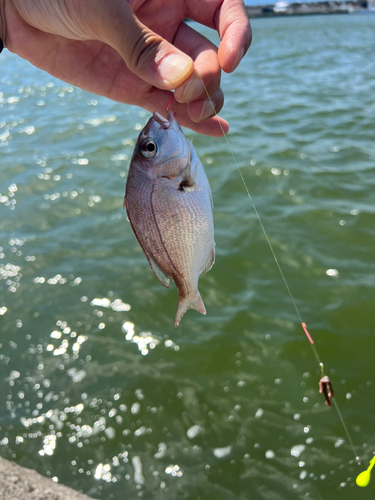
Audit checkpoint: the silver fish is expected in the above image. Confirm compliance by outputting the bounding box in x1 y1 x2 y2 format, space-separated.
125 110 215 326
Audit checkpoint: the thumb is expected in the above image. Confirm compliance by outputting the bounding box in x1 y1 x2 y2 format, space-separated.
99 1 194 90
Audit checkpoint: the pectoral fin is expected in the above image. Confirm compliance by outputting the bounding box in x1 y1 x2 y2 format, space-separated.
180 141 198 190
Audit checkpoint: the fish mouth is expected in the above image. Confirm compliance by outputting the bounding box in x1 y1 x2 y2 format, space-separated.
153 110 174 130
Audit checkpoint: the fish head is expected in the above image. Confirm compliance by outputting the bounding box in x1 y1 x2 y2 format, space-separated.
131 111 189 180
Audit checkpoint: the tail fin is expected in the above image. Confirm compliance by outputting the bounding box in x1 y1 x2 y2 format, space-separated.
174 291 206 327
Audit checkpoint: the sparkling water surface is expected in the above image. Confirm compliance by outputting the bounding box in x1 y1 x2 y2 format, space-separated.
1 14 375 500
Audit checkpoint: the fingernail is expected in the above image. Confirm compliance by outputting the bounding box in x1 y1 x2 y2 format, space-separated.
231 47 245 72
199 99 216 122
182 78 204 103
158 54 194 86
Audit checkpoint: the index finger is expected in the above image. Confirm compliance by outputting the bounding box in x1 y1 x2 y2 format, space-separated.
185 0 252 73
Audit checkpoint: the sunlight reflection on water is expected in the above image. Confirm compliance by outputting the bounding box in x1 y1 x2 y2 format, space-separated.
1 13 375 500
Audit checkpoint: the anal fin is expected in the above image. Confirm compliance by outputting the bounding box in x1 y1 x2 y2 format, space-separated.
199 247 215 278
148 255 170 288
126 207 169 288
123 196 130 221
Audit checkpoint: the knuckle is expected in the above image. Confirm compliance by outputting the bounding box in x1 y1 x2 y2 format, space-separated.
128 29 162 73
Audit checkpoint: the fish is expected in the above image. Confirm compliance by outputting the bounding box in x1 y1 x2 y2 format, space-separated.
124 110 215 326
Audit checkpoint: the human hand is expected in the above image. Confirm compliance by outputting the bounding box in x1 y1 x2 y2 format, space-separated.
0 0 251 136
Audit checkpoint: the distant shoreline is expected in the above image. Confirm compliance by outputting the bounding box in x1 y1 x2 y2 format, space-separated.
246 0 374 18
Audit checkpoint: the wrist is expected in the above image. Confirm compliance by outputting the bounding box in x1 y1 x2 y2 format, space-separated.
0 0 6 48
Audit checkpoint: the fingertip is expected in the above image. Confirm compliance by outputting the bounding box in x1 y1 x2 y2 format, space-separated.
231 47 245 73
198 116 229 137
219 39 250 73
216 117 229 136
157 53 195 88
186 88 224 123
175 108 229 136
187 113 229 136
174 75 204 104
217 20 252 73
174 59 221 104
141 89 228 137
173 22 221 103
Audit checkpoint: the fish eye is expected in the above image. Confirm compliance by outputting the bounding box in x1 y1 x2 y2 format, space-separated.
140 138 157 158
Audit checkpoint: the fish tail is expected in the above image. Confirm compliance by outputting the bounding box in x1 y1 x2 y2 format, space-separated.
174 291 206 327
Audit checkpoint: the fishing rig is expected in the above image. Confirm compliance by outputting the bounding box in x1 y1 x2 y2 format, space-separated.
169 75 374 488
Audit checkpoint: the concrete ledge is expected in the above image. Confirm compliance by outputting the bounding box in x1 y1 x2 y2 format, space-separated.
0 456 95 500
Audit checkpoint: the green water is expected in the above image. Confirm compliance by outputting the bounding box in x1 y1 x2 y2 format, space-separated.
1 14 375 500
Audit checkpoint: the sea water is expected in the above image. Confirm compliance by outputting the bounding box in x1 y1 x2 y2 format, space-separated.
1 14 375 500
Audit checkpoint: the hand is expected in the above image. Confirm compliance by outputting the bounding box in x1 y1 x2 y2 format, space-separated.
1 0 251 136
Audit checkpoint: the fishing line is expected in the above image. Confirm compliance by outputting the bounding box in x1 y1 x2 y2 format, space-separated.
196 73 360 463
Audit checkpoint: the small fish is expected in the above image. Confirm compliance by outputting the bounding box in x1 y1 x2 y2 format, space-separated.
125 110 215 326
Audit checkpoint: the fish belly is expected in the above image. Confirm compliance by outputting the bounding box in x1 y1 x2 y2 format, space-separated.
126 162 214 325
151 181 213 291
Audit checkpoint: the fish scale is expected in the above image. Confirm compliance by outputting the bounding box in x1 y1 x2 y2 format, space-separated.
125 110 215 326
